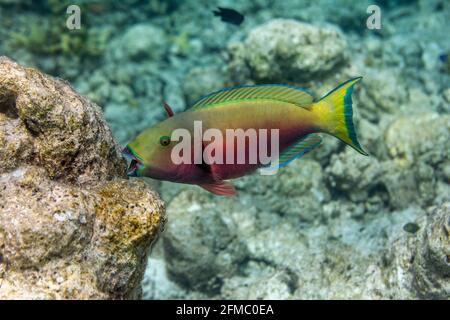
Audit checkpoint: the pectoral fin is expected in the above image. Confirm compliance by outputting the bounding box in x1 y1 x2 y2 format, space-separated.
196 140 224 180
195 136 235 196
199 181 236 196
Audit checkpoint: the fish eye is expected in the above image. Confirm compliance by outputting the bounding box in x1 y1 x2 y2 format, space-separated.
160 135 171 146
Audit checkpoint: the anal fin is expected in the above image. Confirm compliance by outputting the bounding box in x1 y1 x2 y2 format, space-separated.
277 134 322 169
196 135 236 196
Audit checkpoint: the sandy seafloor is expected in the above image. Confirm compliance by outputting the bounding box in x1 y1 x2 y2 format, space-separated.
0 0 449 299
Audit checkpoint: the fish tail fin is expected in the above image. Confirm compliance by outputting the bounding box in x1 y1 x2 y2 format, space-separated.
311 77 368 156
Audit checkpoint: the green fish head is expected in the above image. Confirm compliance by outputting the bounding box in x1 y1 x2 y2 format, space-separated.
123 123 181 181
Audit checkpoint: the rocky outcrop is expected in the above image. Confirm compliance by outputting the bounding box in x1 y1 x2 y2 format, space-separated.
228 19 348 83
162 191 248 294
0 57 165 299
364 203 450 299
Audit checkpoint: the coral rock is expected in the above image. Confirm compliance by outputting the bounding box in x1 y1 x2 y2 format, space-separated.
0 57 165 299
228 19 348 83
364 203 450 299
383 113 450 209
109 24 168 62
162 190 247 294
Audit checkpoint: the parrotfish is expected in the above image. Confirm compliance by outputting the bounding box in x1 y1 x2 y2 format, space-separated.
123 77 368 196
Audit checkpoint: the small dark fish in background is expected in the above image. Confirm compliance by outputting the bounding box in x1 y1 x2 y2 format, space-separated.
439 53 448 63
213 7 244 26
439 53 450 73
403 222 420 234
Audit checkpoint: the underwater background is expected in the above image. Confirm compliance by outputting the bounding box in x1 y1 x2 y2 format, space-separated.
0 0 449 299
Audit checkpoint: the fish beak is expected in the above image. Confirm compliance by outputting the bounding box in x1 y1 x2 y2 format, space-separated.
122 146 143 177
122 147 141 177
126 158 142 177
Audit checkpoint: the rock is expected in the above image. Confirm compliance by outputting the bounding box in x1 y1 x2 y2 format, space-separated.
325 154 386 215
363 203 450 299
141 240 210 300
385 113 450 166
162 190 248 294
235 159 330 222
228 19 348 83
109 24 168 62
356 70 409 122
244 221 372 299
383 113 450 209
326 148 384 203
0 57 165 299
222 269 295 300
325 112 450 210
0 57 123 185
141 257 189 300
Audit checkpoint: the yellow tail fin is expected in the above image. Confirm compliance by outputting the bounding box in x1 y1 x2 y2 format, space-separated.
312 77 368 156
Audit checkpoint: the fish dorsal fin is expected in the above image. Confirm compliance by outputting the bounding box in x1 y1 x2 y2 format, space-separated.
275 134 322 169
191 85 314 110
163 101 174 117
